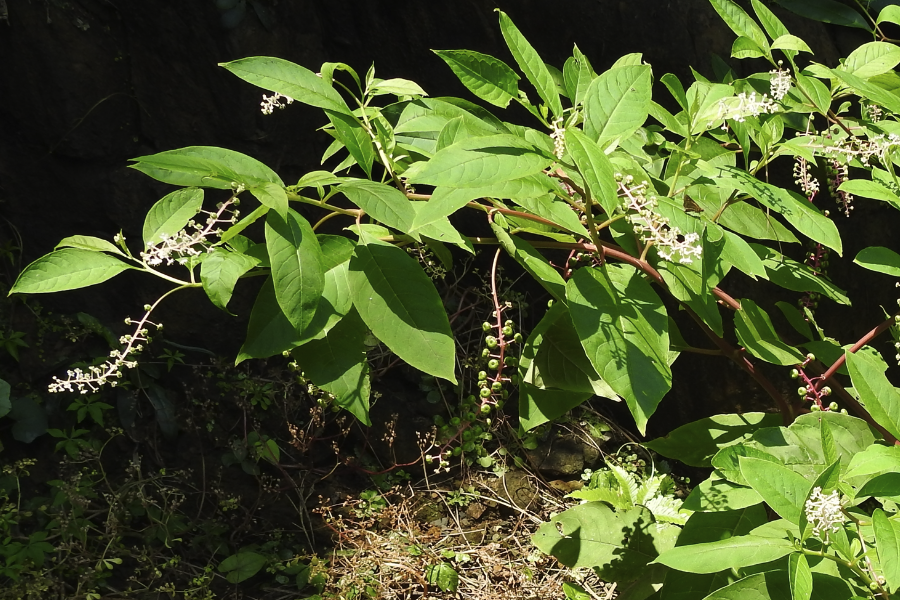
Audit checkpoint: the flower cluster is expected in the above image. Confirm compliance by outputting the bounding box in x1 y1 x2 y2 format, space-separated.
260 92 294 115
793 156 820 202
826 160 853 216
715 91 778 128
141 198 239 267
550 117 566 159
769 64 792 101
617 174 702 264
804 486 844 542
827 133 900 166
49 313 161 394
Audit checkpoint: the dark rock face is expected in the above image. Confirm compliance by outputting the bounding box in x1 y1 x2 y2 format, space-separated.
0 1 867 429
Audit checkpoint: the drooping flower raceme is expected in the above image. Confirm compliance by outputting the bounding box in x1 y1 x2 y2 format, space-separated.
805 486 844 541
550 117 566 159
769 65 791 101
714 91 778 129
140 197 240 267
260 92 294 115
617 175 702 264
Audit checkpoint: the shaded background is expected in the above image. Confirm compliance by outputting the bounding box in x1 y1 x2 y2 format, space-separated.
0 0 887 434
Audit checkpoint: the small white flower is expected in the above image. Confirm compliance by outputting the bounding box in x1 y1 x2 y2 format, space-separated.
805 486 844 541
715 91 778 128
618 177 703 264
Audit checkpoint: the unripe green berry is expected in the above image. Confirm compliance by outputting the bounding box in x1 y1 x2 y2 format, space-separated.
462 430 473 442
504 356 518 367
495 400 504 409
483 322 493 332
491 381 503 392
485 336 498 349
466 411 477 421
811 404 821 411
806 353 815 361
798 387 809 396
452 446 462 457
463 441 476 453
480 403 492 414
481 348 490 358
480 387 492 398
790 369 799 379
821 386 831 396
488 359 500 370
502 326 514 336
478 371 488 381
466 395 477 404
829 401 839 411
505 320 514 328
513 333 523 343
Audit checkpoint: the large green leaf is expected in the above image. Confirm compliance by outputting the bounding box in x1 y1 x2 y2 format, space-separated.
676 505 768 547
843 42 900 79
705 571 856 600
646 413 782 468
533 504 675 579
563 45 596 107
693 186 799 244
10 249 133 294
831 69 900 114
789 553 813 600
854 246 900 277
338 180 418 237
406 134 552 188
710 0 770 56
565 127 619 216
492 224 567 301
218 551 267 584
142 188 204 245
497 11 562 117
433 49 520 108
712 445 781 487
55 235 125 257
838 180 900 209
846 350 900 441
583 65 653 148
291 309 371 425
349 230 455 383
683 475 763 512
566 264 671 435
326 110 376 178
776 0 871 30
513 193 588 237
874 509 900 593
844 444 900 484
130 146 284 190
518 382 590 430
265 210 325 333
697 164 842 255
200 248 259 313
653 536 792 574
219 56 351 114
752 245 850 305
734 299 805 366
739 457 810 524
658 261 724 337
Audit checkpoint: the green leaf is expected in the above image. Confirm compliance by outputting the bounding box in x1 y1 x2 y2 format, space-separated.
425 563 459 593
338 180 418 237
794 73 832 114
789 553 813 600
854 246 900 277
583 65 653 148
563 45 596 107
369 78 427 97
349 230 455 383
565 127 619 216
752 245 850 305
838 179 900 209
874 509 900 593
527 303 618 398
844 444 900 483
141 188 205 245
776 0 870 30
857 473 900 498
734 299 805 366
706 571 855 600
683 475 763 512
433 49 520 108
220 56 350 114
771 35 813 54
496 11 562 117
880 5 900 26
831 69 900 114
130 146 284 190
566 264 671 435
843 42 900 79
739 456 810 524
732 36 767 60
249 181 288 218
265 210 325 333
514 194 588 237
709 0 770 57
218 551 267 584
406 134 551 189
846 350 900 441
534 504 674 577
697 163 842 255
326 110 376 178
518 382 590 430
200 248 259 313
646 413 782 468
292 309 371 425
56 235 125 257
492 224 567 301
653 536 792 574
10 249 133 295
676 505 768 546
318 234 356 271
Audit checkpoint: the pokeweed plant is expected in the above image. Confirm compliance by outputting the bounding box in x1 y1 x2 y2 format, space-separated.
6 0 900 584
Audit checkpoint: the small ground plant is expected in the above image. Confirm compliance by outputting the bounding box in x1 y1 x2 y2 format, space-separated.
9 0 900 598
